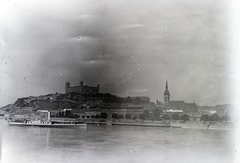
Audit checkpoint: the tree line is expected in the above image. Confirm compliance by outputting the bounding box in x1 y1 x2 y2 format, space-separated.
52 109 230 122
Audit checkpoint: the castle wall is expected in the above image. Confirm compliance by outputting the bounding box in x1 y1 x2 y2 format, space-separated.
65 82 99 95
66 86 81 94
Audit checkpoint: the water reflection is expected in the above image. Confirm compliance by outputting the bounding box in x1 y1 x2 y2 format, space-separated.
0 119 234 163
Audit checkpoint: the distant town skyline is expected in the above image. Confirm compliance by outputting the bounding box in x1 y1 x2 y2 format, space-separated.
0 0 239 106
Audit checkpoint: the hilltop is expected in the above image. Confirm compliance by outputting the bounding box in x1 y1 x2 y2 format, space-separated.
3 92 150 117
5 94 84 116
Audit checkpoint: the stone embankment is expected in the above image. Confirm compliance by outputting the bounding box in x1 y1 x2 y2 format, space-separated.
170 120 234 130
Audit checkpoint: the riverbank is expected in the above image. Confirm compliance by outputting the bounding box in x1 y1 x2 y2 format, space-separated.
112 121 170 127
2 117 235 130
170 120 235 130
87 119 235 130
84 119 171 127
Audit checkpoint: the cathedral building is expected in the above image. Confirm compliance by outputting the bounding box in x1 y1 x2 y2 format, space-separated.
163 80 199 114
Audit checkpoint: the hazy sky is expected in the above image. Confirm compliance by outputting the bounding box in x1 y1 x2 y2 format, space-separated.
0 0 238 106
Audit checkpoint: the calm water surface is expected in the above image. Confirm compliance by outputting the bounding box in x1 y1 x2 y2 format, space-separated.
0 119 234 163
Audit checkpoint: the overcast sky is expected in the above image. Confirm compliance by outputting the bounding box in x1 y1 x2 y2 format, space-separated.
0 0 239 106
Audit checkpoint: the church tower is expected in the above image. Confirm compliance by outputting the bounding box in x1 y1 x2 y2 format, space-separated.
163 80 170 105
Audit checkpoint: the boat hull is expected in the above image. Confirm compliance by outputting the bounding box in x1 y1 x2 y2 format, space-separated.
8 121 87 128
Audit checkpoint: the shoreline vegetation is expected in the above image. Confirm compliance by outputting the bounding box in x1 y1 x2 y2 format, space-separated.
87 119 234 130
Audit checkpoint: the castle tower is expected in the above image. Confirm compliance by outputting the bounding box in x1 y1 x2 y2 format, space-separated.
65 82 70 94
80 81 84 94
163 80 170 105
97 84 100 93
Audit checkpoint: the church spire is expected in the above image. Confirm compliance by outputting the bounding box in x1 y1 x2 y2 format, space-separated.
164 80 170 95
166 80 168 90
163 79 170 105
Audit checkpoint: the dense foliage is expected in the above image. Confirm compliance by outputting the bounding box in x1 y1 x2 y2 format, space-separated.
200 114 209 121
125 114 131 119
100 112 108 119
139 114 146 120
162 114 170 120
209 113 220 121
171 113 180 120
180 114 190 121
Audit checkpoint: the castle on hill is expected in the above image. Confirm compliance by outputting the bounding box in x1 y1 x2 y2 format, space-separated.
65 81 99 95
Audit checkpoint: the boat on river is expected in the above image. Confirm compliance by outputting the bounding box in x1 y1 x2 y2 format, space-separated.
6 110 87 128
7 119 87 127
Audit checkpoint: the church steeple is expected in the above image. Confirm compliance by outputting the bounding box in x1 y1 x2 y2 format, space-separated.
166 80 168 90
163 80 170 105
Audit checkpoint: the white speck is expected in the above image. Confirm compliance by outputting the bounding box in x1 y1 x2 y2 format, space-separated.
90 61 93 64
138 68 141 71
165 26 168 29
130 150 133 153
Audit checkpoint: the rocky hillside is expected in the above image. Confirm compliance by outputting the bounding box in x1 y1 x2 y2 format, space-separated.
5 94 81 117
0 104 11 111
0 104 11 115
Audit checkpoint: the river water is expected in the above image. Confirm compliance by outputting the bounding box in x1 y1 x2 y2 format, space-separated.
0 119 235 163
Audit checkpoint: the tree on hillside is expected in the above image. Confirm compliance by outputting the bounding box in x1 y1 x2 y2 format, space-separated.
132 115 137 120
134 97 141 105
151 108 162 120
209 113 220 121
139 114 146 120
100 112 108 119
118 114 124 119
200 114 209 121
171 113 180 120
125 114 131 119
111 113 118 119
180 114 190 121
143 110 151 120
65 110 71 117
162 114 170 120
96 114 100 118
